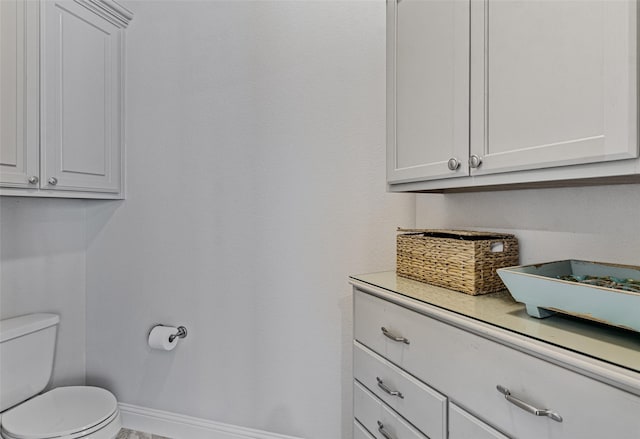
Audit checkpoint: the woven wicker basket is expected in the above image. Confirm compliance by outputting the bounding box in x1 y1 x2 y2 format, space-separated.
396 228 519 295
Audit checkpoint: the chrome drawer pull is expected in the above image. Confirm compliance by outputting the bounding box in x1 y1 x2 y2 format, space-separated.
381 327 410 344
497 385 563 423
376 377 404 399
377 421 395 439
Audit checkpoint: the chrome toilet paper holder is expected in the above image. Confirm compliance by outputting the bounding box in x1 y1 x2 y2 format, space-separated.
149 324 188 343
169 326 188 343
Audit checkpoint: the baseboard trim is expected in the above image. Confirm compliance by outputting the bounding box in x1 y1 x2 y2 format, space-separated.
118 403 303 439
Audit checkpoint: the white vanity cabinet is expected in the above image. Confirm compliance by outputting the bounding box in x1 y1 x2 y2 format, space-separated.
388 0 640 191
352 285 640 439
0 0 132 198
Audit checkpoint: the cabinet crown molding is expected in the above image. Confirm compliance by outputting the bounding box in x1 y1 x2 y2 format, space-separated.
74 0 133 28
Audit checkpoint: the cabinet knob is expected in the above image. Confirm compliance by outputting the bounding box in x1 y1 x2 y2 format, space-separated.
469 154 483 168
28 176 39 184
48 177 58 186
447 157 461 171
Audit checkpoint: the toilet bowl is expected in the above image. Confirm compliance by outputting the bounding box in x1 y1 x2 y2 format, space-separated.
0 387 121 439
0 314 121 439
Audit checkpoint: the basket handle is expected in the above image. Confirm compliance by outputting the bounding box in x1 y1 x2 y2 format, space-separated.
490 241 504 253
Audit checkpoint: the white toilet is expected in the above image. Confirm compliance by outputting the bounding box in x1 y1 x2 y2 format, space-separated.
0 313 121 439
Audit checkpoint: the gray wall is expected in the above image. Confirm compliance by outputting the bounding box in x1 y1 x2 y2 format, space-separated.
416 184 640 265
0 197 87 387
84 2 414 439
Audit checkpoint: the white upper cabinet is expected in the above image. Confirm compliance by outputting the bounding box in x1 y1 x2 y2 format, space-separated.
41 0 127 194
0 0 39 188
470 0 638 176
387 0 470 184
388 0 639 191
0 0 133 198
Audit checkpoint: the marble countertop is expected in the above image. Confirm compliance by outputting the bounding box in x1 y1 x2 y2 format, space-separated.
349 271 640 375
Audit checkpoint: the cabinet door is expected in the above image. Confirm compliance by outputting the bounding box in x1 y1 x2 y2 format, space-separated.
41 0 123 193
387 0 469 184
449 403 510 439
0 0 39 188
470 0 638 176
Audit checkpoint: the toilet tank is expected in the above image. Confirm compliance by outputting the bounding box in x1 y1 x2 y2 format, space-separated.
0 313 59 412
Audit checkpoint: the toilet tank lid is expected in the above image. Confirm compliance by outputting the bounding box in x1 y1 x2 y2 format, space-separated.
0 314 60 343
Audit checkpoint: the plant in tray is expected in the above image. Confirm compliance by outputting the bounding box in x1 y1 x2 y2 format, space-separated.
557 275 640 293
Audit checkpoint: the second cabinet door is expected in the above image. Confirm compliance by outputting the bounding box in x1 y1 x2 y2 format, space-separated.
40 0 123 193
386 0 470 184
470 0 638 176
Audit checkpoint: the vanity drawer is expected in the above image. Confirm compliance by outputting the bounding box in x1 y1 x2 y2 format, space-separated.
354 420 376 439
354 289 640 439
354 288 443 368
354 341 446 439
354 380 428 439
449 403 510 439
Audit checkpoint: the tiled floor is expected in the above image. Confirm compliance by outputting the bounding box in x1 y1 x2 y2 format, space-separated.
116 428 171 439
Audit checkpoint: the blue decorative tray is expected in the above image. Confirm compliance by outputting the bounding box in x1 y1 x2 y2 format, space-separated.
497 260 640 332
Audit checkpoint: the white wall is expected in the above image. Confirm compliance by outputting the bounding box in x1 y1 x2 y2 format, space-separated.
85 2 414 439
416 184 640 266
0 197 87 387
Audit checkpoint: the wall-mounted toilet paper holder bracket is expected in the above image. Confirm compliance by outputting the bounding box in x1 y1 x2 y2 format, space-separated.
169 326 187 343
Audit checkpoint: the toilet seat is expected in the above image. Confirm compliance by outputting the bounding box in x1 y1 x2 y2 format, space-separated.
1 387 120 439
